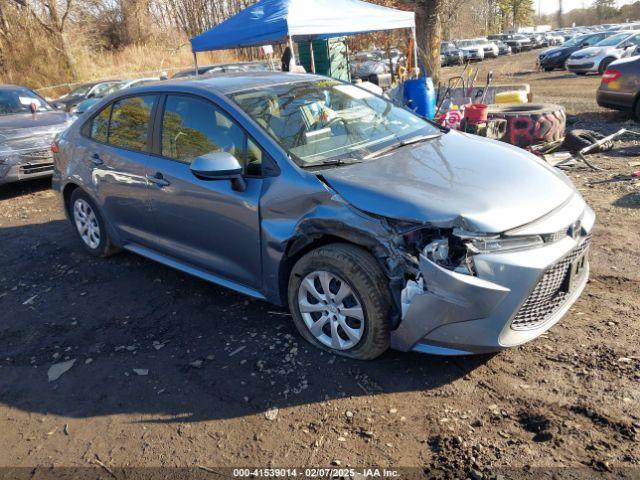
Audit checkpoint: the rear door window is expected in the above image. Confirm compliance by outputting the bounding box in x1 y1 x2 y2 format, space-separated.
107 96 156 152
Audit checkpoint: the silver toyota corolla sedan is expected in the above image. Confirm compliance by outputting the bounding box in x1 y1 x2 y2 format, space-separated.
52 73 594 359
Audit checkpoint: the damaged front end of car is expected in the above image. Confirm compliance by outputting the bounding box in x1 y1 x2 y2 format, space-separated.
384 196 595 355
0 127 64 185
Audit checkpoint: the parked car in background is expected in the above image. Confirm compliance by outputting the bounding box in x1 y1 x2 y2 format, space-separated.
52 72 595 359
495 41 512 56
477 38 499 58
456 39 485 61
73 78 160 115
54 81 121 112
0 85 73 185
351 60 390 81
544 32 565 46
566 31 640 75
597 55 640 119
527 33 546 48
491 34 531 53
538 31 617 71
441 42 464 65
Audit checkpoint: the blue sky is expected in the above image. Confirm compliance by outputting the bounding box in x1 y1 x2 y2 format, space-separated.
538 0 636 14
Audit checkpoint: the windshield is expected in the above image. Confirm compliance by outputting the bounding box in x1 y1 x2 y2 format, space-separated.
92 82 121 97
231 80 440 167
68 84 93 97
596 33 630 46
0 87 53 116
457 40 475 47
563 35 585 47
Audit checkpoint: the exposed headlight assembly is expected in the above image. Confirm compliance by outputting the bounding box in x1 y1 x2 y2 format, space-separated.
422 237 475 275
454 229 545 254
464 235 544 254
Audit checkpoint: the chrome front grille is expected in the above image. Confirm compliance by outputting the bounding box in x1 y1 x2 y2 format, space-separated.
17 148 54 176
511 236 591 331
19 162 54 175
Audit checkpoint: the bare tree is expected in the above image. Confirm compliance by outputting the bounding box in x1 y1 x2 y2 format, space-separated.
413 0 443 83
6 0 78 78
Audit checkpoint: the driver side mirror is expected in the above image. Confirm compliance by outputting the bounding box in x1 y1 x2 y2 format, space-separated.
190 152 247 192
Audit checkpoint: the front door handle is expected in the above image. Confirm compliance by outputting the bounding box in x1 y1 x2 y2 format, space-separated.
146 172 171 187
90 153 103 165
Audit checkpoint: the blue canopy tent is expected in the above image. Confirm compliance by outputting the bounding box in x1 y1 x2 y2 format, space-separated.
189 0 417 73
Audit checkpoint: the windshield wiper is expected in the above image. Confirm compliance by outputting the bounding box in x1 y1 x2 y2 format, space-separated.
363 133 441 160
303 157 363 168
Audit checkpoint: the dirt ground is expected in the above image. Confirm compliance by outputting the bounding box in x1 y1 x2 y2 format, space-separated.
0 50 639 478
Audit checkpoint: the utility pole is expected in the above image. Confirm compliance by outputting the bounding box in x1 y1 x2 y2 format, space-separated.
557 0 563 27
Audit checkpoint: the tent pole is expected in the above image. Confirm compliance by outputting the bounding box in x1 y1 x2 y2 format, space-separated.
193 51 199 78
411 27 419 75
309 40 316 73
288 36 297 67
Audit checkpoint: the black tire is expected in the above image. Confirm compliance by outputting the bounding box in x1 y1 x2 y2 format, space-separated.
288 243 391 360
562 129 614 153
68 189 119 257
599 58 615 76
635 97 640 122
544 67 554 72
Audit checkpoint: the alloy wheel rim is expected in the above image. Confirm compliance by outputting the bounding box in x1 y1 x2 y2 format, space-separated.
297 270 365 351
73 199 101 249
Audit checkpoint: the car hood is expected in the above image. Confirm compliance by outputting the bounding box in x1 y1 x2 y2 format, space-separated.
320 132 577 233
541 46 570 56
0 111 71 153
0 111 71 130
573 46 614 56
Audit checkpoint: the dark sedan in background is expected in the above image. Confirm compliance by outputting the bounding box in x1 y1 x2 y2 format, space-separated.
538 31 616 71
53 80 121 112
0 85 72 185
597 55 640 119
440 42 464 66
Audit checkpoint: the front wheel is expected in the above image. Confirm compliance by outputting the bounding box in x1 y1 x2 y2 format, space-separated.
288 244 391 360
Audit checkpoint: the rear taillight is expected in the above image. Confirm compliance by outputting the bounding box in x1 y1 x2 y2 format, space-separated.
602 69 621 84
51 141 59 154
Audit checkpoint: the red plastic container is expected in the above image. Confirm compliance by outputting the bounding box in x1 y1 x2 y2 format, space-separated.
464 103 489 124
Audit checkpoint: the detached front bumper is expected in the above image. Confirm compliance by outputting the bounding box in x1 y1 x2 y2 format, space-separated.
391 201 595 355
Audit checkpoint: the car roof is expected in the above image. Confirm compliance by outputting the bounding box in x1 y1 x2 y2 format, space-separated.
0 84 33 90
128 72 326 97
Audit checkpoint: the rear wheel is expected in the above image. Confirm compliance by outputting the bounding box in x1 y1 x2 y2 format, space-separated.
635 97 640 122
288 244 391 360
69 189 119 257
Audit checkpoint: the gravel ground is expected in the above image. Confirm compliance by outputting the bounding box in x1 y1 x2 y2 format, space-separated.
0 50 638 478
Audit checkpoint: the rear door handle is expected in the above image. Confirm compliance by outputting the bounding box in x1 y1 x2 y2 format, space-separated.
146 172 171 187
90 153 103 165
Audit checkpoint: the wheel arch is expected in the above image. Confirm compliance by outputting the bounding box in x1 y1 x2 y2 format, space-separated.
63 183 123 248
62 182 81 217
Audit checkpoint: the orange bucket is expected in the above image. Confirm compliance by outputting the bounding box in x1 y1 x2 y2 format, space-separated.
464 103 489 124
